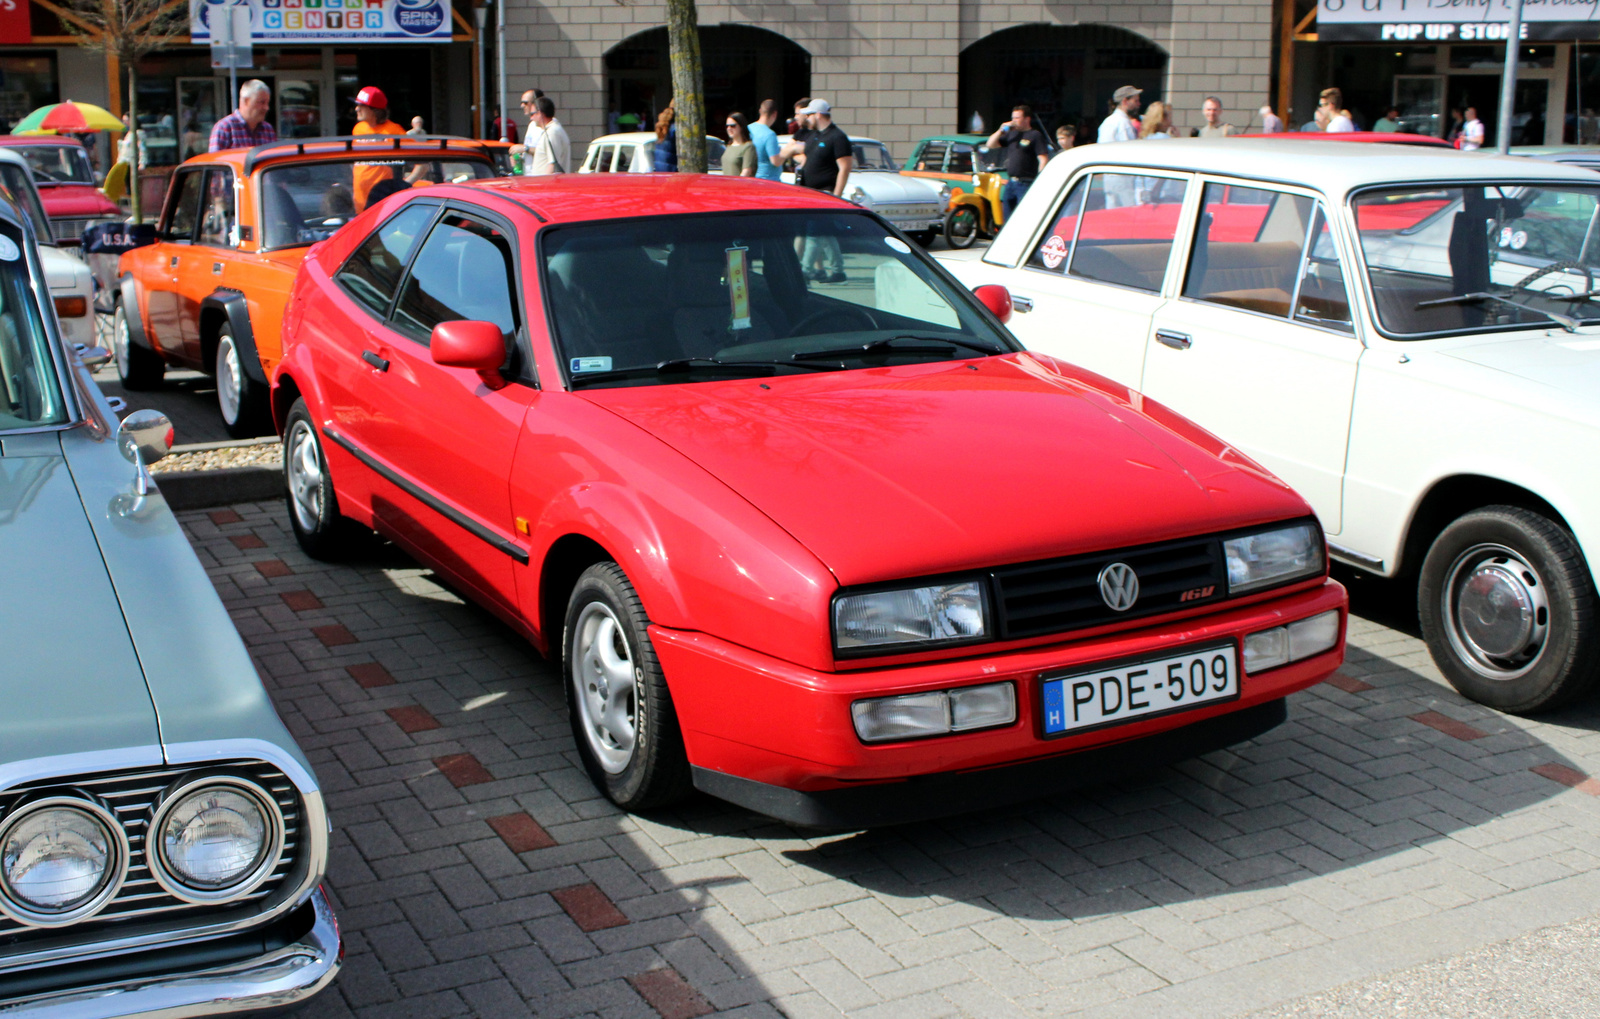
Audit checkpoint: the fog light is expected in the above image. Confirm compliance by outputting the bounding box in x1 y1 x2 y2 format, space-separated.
851 682 1016 743
1243 628 1290 673
950 683 1016 731
1289 610 1340 661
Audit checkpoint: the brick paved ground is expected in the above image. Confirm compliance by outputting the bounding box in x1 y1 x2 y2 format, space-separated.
181 501 1600 1019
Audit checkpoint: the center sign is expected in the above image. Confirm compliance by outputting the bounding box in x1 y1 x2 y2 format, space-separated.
189 0 452 44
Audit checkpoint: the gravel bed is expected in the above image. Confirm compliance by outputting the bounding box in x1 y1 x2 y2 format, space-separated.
152 442 283 473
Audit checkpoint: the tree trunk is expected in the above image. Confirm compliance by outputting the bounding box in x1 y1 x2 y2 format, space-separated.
665 0 704 173
127 65 141 224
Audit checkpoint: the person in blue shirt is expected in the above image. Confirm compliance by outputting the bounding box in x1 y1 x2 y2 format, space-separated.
652 103 678 172
748 99 783 181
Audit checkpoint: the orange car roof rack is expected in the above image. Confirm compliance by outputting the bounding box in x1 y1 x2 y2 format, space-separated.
242 134 493 174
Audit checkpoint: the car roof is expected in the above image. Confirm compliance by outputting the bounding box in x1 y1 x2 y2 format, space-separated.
449 173 853 223
1235 131 1454 148
1047 138 1600 196
585 132 725 145
0 136 82 148
914 134 988 145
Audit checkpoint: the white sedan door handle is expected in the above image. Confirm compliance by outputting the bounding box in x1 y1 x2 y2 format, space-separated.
1013 295 1034 313
1155 328 1192 350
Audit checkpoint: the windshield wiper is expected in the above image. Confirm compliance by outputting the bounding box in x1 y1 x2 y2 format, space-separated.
567 357 838 388
1415 292 1581 332
791 334 1006 361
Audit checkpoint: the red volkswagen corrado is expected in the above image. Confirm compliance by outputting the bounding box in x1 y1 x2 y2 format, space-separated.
273 174 1347 826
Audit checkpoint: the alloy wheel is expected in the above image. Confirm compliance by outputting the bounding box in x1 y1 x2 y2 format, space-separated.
114 308 131 378
572 601 638 774
285 419 324 535
216 336 243 425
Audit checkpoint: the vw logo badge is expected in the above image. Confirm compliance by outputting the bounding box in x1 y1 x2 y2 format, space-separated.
1098 562 1140 612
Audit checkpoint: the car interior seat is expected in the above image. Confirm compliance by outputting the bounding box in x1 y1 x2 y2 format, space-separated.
667 242 776 359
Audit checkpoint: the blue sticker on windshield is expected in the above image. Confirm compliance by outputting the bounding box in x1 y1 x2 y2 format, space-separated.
571 356 612 373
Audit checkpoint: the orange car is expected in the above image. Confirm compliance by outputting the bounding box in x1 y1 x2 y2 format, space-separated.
115 135 497 436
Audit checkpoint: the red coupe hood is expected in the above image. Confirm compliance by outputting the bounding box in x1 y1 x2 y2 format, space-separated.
582 354 1310 586
39 184 119 218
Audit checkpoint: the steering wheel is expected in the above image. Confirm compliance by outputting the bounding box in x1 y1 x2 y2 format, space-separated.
1512 259 1595 297
787 306 879 338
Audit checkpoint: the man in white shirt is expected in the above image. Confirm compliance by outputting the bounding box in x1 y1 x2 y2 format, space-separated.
513 93 571 175
1320 87 1356 133
1461 107 1486 150
1098 86 1141 145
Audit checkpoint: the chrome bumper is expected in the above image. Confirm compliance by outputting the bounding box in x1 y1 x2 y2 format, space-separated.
0 888 341 1018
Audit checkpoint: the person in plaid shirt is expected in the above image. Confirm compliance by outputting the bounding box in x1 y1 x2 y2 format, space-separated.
209 80 277 152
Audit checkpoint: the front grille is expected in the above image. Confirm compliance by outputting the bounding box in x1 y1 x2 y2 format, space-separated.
992 534 1228 639
0 761 303 953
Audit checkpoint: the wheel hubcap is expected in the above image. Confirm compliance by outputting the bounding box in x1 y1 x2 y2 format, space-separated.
573 602 637 775
115 312 131 377
285 420 323 534
217 337 242 424
1442 543 1550 680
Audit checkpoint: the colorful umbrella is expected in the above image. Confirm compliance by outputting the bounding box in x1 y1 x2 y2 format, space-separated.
13 101 124 135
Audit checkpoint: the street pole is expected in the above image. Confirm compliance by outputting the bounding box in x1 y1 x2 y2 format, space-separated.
224 1 237 109
475 5 487 139
1496 0 1525 153
496 0 508 142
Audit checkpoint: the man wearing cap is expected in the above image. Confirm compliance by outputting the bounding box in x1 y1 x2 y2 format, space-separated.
777 100 852 282
1098 86 1142 145
208 79 275 152
351 86 406 211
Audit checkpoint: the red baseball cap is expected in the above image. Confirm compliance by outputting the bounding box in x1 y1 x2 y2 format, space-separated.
352 86 388 110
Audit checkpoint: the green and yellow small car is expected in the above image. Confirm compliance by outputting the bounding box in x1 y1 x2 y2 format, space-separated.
901 134 1007 195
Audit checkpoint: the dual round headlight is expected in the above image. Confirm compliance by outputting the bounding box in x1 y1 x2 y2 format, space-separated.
0 797 127 926
147 777 284 903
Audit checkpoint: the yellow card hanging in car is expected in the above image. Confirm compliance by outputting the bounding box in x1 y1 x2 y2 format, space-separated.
726 246 751 330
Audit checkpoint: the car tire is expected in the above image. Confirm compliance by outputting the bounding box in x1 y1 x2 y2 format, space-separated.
945 206 979 249
113 301 164 391
216 325 269 439
283 398 360 560
1418 505 1600 713
563 562 691 811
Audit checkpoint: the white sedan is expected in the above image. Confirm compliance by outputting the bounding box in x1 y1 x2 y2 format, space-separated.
940 138 1600 713
778 135 950 245
0 146 95 351
578 131 727 173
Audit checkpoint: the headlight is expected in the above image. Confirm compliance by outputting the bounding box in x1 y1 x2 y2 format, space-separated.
1243 609 1341 673
937 183 953 210
847 185 870 206
0 797 126 925
1224 523 1324 594
149 777 283 902
834 581 988 653
852 682 1016 742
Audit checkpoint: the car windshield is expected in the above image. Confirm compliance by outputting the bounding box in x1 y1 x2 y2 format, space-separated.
544 211 1016 388
18 144 94 185
852 143 897 171
1355 182 1600 337
0 222 65 430
259 156 495 248
0 164 54 244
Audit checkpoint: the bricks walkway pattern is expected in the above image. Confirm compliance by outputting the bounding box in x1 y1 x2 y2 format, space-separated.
180 502 1600 1019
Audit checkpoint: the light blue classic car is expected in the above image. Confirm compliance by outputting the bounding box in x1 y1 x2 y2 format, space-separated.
0 195 340 1013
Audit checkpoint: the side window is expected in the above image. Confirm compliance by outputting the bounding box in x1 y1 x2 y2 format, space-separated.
1294 206 1353 330
595 145 615 173
1183 183 1314 316
334 203 435 319
197 168 236 248
391 212 519 345
164 170 204 242
915 141 947 172
947 144 974 175
1067 173 1189 292
1027 176 1086 273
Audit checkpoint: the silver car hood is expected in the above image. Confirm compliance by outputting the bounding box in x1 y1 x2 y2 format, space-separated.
0 432 161 769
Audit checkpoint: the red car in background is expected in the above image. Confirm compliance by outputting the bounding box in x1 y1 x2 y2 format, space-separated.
274 174 1347 826
0 136 121 243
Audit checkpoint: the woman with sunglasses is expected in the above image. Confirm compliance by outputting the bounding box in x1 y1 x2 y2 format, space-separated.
721 112 757 177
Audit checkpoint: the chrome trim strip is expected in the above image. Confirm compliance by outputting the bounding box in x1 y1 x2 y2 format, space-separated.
1329 542 1385 572
0 748 164 796
322 426 531 564
0 886 341 1018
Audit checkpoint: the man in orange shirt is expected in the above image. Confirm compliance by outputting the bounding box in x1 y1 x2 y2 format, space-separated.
351 86 409 210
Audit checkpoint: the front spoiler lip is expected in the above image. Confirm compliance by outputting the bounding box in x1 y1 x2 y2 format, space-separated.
0 887 341 1018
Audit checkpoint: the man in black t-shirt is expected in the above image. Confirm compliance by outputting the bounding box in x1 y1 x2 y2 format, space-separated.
985 104 1049 220
778 99 854 282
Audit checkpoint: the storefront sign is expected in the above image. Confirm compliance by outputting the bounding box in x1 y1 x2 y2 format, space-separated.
0 0 30 45
1319 0 1600 41
189 0 452 44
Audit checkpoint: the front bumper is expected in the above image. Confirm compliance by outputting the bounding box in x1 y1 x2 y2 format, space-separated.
876 206 944 232
655 579 1345 820
0 888 341 1018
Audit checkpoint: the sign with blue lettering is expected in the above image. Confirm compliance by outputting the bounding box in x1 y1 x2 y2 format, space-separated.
190 0 452 44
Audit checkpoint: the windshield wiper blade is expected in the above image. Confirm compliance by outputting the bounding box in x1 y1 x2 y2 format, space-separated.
1415 292 1580 333
568 357 837 388
791 334 1006 361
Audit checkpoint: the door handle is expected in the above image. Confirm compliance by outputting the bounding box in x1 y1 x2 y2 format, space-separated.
362 350 390 372
1155 328 1192 350
168 256 179 268
212 262 223 275
1012 295 1034 313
